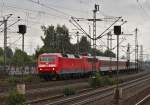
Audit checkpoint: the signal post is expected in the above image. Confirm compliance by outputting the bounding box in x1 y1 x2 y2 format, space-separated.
113 25 122 105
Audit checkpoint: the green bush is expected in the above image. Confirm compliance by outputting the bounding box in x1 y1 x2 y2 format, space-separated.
63 87 76 96
7 89 25 105
88 73 117 88
88 72 102 88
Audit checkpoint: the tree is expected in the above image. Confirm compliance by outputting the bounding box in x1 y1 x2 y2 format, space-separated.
90 48 104 56
0 56 3 64
6 47 13 58
78 36 91 54
103 49 116 57
35 46 55 58
40 24 72 53
12 49 32 82
0 47 3 56
41 25 55 50
55 25 71 53
12 49 31 66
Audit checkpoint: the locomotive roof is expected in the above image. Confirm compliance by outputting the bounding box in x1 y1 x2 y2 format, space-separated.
39 53 81 58
40 53 130 62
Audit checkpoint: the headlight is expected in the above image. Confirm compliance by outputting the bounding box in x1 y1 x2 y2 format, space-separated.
52 68 55 70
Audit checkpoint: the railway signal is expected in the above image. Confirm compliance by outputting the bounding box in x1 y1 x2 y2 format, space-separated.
114 25 121 105
18 25 27 52
18 25 27 91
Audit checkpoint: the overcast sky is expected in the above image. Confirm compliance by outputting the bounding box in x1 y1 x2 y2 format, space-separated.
0 0 150 60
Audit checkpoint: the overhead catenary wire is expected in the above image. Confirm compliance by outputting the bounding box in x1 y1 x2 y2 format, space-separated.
0 18 20 32
43 0 90 14
1 4 69 20
27 0 73 18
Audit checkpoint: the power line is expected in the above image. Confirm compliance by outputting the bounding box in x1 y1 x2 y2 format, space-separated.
27 0 73 18
44 0 90 14
0 18 20 32
6 4 69 20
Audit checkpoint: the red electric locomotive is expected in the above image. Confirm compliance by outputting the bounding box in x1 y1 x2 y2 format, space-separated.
37 53 100 79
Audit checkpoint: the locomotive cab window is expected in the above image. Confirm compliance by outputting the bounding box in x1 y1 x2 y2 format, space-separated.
40 56 56 62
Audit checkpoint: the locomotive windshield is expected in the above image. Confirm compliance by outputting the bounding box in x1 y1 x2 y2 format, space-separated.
40 56 56 62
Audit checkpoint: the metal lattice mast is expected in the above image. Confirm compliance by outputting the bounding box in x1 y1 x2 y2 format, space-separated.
127 43 130 69
3 17 7 72
92 4 99 72
135 28 138 70
3 14 13 72
76 31 79 54
89 25 91 48
107 32 110 50
110 32 112 66
139 45 143 69
108 32 113 75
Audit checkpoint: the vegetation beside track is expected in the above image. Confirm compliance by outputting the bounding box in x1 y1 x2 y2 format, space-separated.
88 73 117 88
7 89 26 105
62 73 118 96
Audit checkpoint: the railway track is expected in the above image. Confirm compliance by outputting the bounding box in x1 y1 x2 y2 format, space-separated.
135 94 150 105
25 70 149 90
1 71 147 97
48 74 150 105
25 70 150 92
26 78 88 89
26 72 150 105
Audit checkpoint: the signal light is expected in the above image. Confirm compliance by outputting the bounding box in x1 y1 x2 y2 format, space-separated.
114 26 121 35
18 25 26 34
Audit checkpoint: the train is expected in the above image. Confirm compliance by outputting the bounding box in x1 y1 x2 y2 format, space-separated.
37 53 136 79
